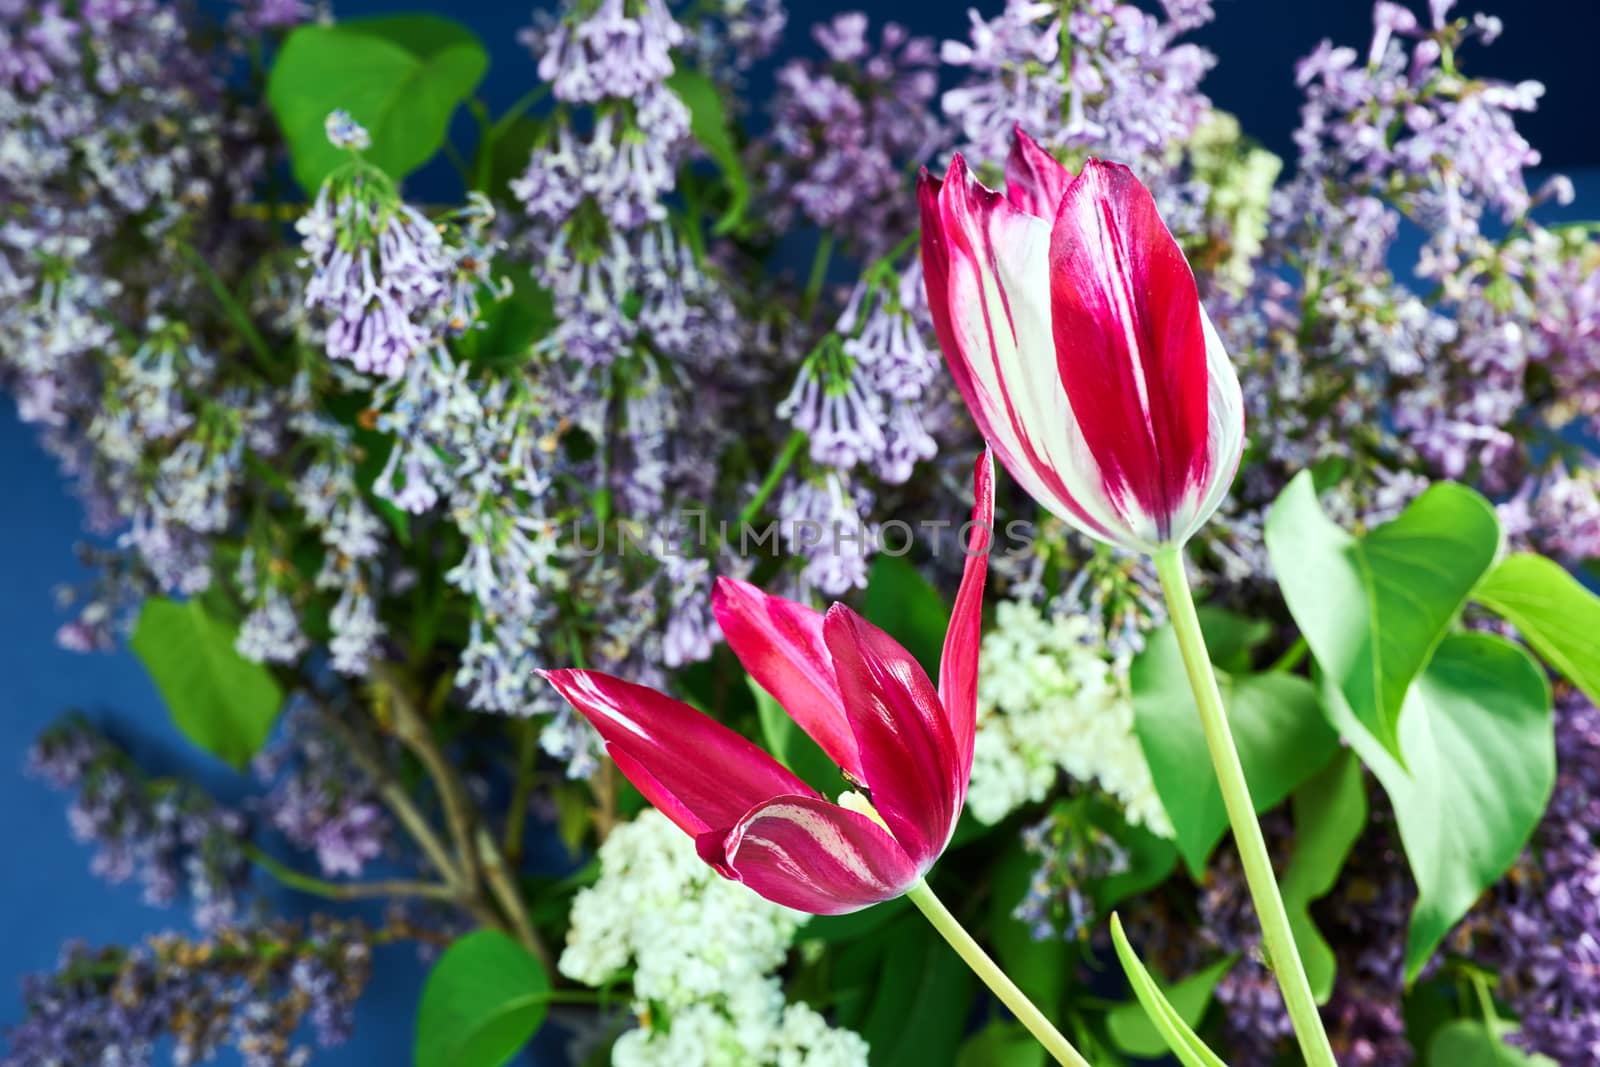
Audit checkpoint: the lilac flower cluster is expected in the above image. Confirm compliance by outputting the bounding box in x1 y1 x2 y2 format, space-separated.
1206 0 1600 581
3 920 374 1067
297 125 499 379
28 718 252 931
763 13 944 254
253 703 391 879
773 259 952 594
940 0 1215 172
1460 690 1600 1062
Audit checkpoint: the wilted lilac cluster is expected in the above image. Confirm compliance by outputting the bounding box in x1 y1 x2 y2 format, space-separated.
763 13 944 253
28 718 252 931
2 920 374 1067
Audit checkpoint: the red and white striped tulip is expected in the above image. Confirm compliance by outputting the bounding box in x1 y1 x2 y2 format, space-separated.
919 126 1245 552
540 453 994 915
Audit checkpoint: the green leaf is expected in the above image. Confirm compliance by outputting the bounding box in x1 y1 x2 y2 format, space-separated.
268 15 489 192
991 836 1068 1013
748 677 841 796
1279 750 1368 1003
1107 954 1234 1059
454 266 557 370
1108 914 1230 1067
665 68 750 235
1427 1020 1555 1067
861 553 948 678
1132 622 1339 875
860 915 975 1067
1321 633 1553 978
130 598 285 771
957 1023 1046 1067
415 929 550 1067
1195 605 1273 674
1265 473 1501 761
1473 552 1600 707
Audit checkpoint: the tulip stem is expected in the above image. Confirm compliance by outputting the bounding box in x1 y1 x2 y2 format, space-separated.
1152 548 1337 1067
904 879 1091 1067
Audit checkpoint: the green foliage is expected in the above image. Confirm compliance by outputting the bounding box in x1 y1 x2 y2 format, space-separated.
1427 1020 1555 1067
856 914 975 1067
956 1023 1046 1067
454 266 557 370
268 15 489 192
129 597 284 770
861 553 949 679
414 929 550 1067
1266 473 1502 762
1321 633 1553 978
665 68 750 235
1107 914 1230 1067
1279 751 1368 1003
749 677 841 796
1106 954 1234 1059
1131 612 1338 875
1473 551 1600 707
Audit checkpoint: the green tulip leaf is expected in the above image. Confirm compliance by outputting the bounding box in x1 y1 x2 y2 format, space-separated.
1109 914 1231 1067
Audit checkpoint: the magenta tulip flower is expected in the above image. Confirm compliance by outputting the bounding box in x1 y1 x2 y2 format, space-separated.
539 452 993 915
918 126 1245 552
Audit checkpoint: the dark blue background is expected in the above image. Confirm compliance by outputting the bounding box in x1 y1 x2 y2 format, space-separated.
2 1 1595 1064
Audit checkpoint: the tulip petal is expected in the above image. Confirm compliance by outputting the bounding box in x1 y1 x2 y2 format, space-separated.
1005 124 1074 219
539 669 814 837
703 795 920 915
824 605 959 868
1048 158 1212 544
939 450 993 785
711 577 863 782
920 157 1127 546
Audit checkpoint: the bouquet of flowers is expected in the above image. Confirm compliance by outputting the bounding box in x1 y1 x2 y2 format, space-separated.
4 0 1598 1064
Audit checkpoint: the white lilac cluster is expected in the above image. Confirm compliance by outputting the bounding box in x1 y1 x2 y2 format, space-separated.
560 811 870 1067
296 117 499 379
968 599 1173 837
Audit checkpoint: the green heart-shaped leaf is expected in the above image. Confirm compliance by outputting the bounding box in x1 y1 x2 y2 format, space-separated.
1265 473 1501 762
130 597 284 770
1132 621 1339 875
268 15 488 191
414 929 550 1067
1321 632 1553 978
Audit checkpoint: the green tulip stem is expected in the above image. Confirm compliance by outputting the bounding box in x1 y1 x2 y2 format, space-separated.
1153 548 1336 1067
904 878 1091 1067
